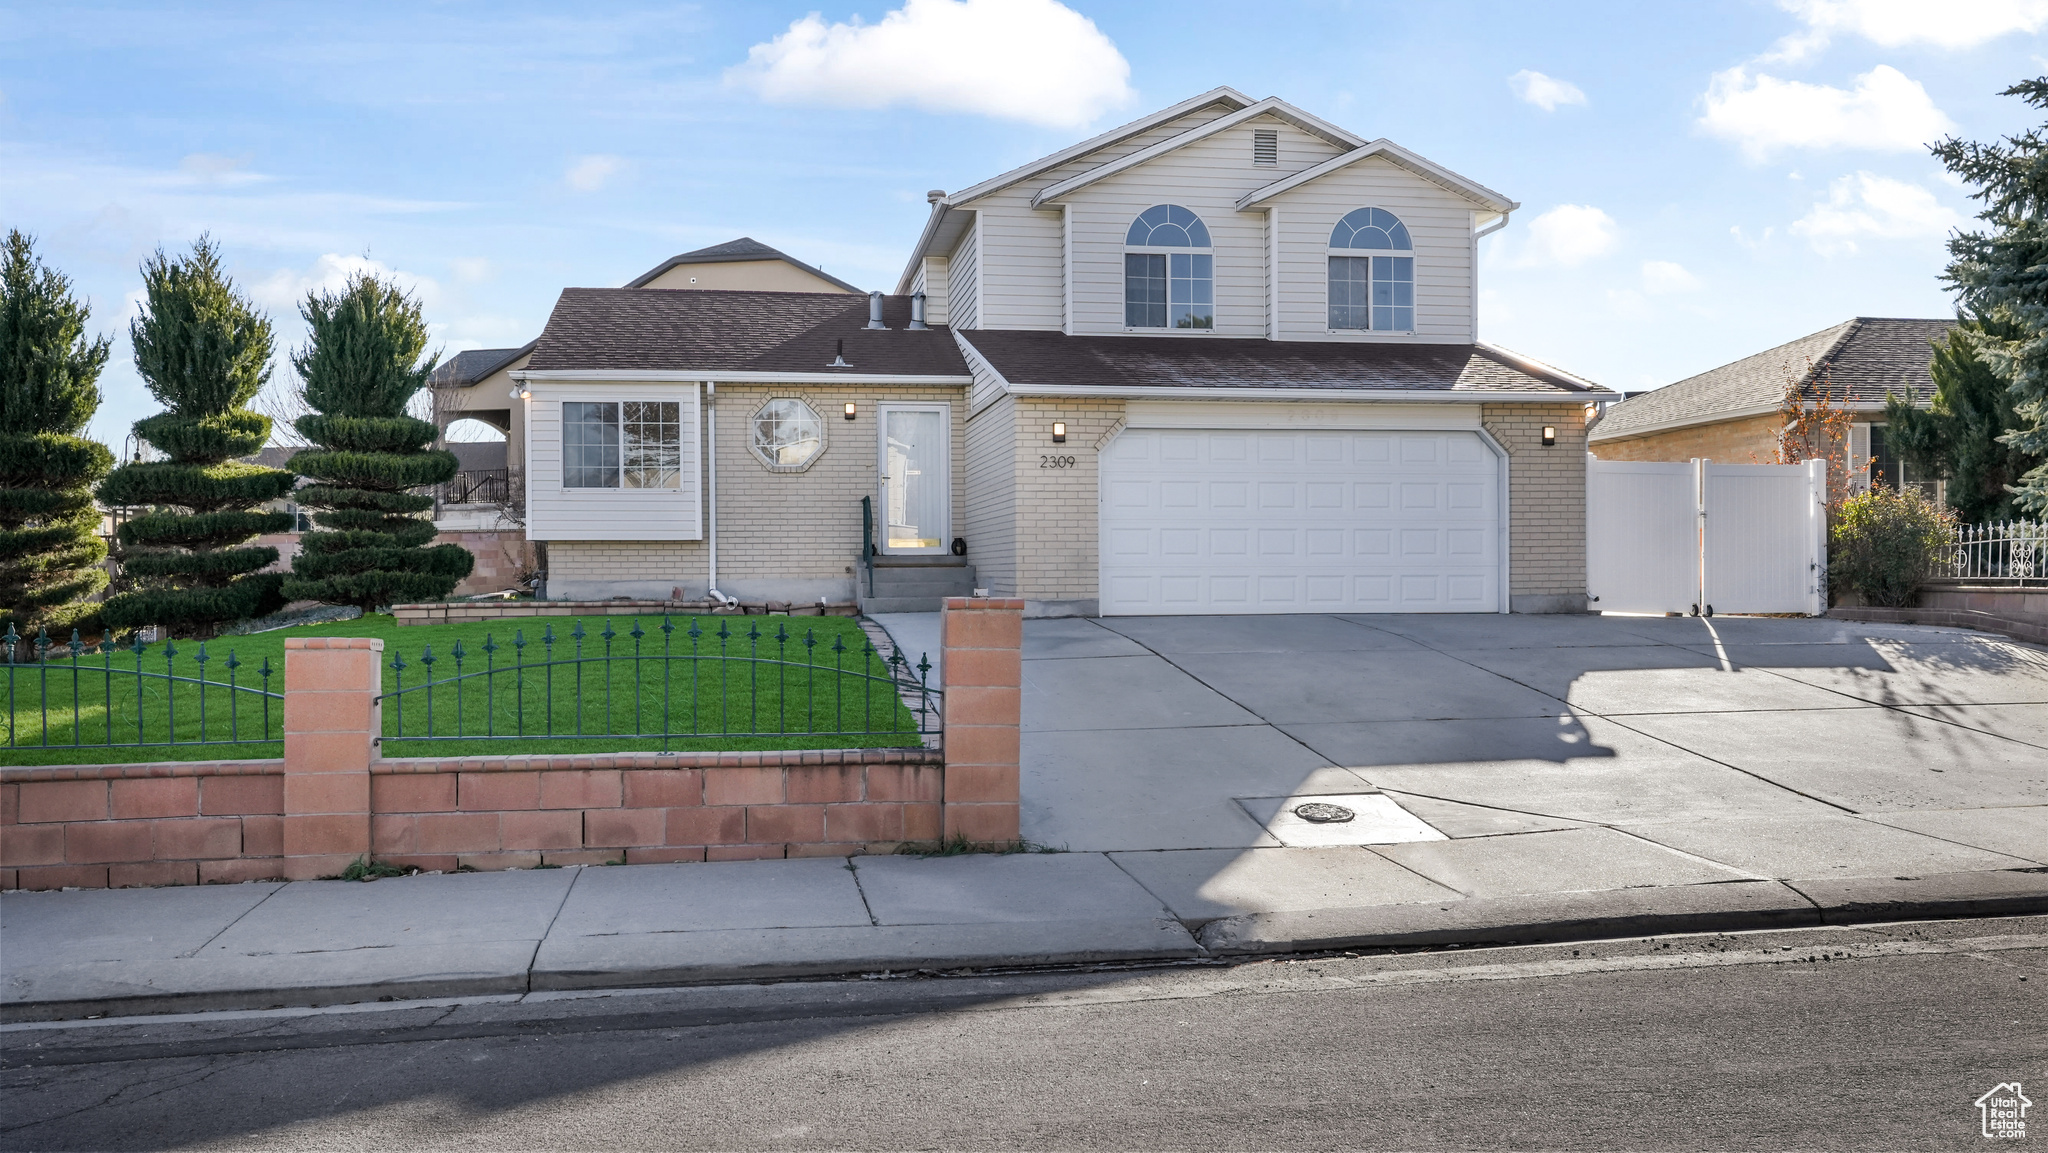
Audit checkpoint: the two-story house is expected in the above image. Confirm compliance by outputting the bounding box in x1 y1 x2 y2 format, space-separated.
511 89 1613 615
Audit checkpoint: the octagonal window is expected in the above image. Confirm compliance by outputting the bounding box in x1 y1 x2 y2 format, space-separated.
751 397 825 470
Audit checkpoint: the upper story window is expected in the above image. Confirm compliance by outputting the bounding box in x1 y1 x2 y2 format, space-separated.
1328 208 1414 333
563 400 683 489
1124 204 1213 330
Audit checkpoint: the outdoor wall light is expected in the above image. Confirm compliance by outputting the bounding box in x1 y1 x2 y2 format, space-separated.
1542 426 1557 446
844 402 858 421
1051 421 1067 443
510 385 530 400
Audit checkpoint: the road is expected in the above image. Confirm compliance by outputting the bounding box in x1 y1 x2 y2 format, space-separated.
3 916 2043 1151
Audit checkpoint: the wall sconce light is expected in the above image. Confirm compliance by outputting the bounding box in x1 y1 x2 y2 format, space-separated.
1051 421 1067 444
1541 426 1557 446
510 385 530 400
844 402 858 421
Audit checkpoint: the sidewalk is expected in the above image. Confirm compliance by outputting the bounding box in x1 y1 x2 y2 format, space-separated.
6 838 2046 1021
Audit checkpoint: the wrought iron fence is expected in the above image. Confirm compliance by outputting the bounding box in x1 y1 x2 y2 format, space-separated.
379 615 935 746
440 468 510 506
2 625 280 751
1948 520 2048 584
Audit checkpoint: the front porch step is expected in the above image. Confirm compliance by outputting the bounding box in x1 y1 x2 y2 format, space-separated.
857 556 977 614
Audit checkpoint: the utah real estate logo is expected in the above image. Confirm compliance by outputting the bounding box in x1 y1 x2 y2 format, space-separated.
1976 1083 2031 1140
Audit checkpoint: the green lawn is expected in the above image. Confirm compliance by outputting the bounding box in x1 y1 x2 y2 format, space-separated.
1 612 932 765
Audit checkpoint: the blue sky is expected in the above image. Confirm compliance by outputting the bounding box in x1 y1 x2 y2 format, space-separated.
3 0 2044 446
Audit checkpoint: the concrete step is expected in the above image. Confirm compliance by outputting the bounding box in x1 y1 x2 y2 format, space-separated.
870 576 978 595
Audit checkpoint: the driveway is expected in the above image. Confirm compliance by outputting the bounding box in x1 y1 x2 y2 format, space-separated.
1020 613 2048 881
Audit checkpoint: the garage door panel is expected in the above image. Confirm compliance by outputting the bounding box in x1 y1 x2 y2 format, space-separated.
1101 427 1501 615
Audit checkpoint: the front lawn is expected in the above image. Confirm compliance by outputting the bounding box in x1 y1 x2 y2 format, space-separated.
1 612 932 766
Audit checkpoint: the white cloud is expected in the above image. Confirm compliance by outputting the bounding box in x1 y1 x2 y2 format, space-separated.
176 152 264 187
1641 260 1701 294
1700 65 1954 161
1769 0 2048 60
564 154 626 192
726 0 1133 130
250 253 441 313
451 257 493 284
1511 204 1620 268
1508 70 1587 111
1790 171 1963 255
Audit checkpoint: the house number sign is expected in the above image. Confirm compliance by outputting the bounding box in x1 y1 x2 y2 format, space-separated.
1039 455 1078 469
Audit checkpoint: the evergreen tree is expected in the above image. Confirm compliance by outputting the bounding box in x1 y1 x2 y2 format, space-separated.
0 230 115 636
1932 77 2048 512
282 273 471 610
97 237 295 635
1884 314 2042 521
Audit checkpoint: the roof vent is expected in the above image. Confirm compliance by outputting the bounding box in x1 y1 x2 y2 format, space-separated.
926 189 946 204
1253 129 1278 167
866 290 888 330
829 338 851 368
908 292 929 331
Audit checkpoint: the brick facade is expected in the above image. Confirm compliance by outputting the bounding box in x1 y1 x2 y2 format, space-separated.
1483 401 1594 613
1590 413 1783 467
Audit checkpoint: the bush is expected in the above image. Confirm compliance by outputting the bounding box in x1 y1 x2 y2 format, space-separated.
1830 486 1957 607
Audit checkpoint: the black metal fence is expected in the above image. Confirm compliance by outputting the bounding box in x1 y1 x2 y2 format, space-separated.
440 468 510 506
380 615 935 747
2 625 280 751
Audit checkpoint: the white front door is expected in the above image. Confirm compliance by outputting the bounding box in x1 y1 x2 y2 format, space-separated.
879 405 949 555
1099 427 1503 614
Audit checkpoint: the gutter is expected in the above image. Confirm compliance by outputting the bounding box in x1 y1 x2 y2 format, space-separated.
996 383 1608 404
516 370 973 386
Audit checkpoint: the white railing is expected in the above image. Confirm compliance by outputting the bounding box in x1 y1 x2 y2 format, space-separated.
1950 520 2048 583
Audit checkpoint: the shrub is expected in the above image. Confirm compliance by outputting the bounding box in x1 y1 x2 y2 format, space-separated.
1830 485 1957 607
283 274 471 611
0 230 114 636
96 237 294 636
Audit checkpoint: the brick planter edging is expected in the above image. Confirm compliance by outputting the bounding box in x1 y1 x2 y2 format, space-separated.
1829 606 2048 646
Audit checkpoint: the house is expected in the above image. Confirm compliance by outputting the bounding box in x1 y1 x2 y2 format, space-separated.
512 88 1615 615
1589 317 1951 501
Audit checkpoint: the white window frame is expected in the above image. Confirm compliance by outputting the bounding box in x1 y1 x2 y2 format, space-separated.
748 395 827 473
1326 206 1416 335
1123 205 1217 334
876 402 952 555
560 398 686 490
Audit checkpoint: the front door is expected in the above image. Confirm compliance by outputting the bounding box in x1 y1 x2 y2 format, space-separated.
878 405 949 554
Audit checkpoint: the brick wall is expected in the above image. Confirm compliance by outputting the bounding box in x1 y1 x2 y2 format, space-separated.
1591 413 1782 466
1 765 286 890
440 530 534 597
1482 402 1593 612
1011 398 1126 610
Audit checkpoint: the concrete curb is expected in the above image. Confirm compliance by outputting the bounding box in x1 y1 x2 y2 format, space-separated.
6 873 2047 1023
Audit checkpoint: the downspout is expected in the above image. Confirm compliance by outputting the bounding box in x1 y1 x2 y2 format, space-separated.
704 380 737 608
1475 210 1512 241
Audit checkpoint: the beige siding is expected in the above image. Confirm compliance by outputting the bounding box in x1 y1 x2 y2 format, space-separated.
916 255 949 325
1483 402 1591 610
1268 154 1478 342
638 259 855 294
524 383 703 541
947 223 980 331
962 394 1018 597
434 352 528 471
1058 118 1345 338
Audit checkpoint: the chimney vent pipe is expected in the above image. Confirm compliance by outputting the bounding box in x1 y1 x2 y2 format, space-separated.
926 189 946 204
829 338 851 368
866 290 887 330
908 292 929 330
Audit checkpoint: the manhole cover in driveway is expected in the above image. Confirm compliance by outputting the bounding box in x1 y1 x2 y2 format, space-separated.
1236 792 1447 847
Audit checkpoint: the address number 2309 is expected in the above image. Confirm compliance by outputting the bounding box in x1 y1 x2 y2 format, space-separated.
1039 455 1078 470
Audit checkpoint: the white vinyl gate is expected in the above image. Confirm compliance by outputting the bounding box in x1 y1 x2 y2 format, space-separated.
1587 457 1826 616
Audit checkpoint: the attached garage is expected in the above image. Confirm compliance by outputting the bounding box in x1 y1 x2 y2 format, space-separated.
1098 415 1505 615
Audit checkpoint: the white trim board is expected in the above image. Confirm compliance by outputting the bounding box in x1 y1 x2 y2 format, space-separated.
517 370 973 386
1004 384 1597 404
1123 400 1483 430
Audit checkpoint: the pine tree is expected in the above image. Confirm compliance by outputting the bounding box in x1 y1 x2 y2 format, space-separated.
1932 77 2048 512
0 230 115 637
97 237 295 635
282 273 471 610
1884 314 2042 521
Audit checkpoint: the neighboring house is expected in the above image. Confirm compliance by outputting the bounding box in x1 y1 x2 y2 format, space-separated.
513 88 1615 615
1589 317 1950 501
430 237 860 493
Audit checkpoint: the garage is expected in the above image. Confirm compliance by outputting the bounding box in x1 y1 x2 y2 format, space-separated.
1098 425 1504 615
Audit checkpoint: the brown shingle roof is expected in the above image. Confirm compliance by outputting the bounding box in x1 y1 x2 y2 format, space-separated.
1590 317 1952 441
960 330 1607 395
526 289 970 377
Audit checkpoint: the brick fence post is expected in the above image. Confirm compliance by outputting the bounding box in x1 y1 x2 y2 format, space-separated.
281 637 382 879
940 597 1022 845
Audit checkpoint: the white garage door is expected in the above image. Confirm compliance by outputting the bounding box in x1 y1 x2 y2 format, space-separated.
1099 427 1502 615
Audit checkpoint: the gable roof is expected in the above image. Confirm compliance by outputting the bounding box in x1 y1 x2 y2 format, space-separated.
957 330 1608 399
1235 139 1517 215
1029 97 1367 207
1589 317 1953 442
430 342 536 389
626 237 863 293
524 289 969 378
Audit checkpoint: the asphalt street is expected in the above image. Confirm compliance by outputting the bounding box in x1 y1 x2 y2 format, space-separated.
2 915 2042 1151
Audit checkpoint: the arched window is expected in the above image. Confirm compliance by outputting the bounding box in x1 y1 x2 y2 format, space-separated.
1124 204 1213 330
1328 208 1414 332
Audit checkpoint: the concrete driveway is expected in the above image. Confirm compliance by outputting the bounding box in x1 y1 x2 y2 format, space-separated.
1020 613 2048 878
